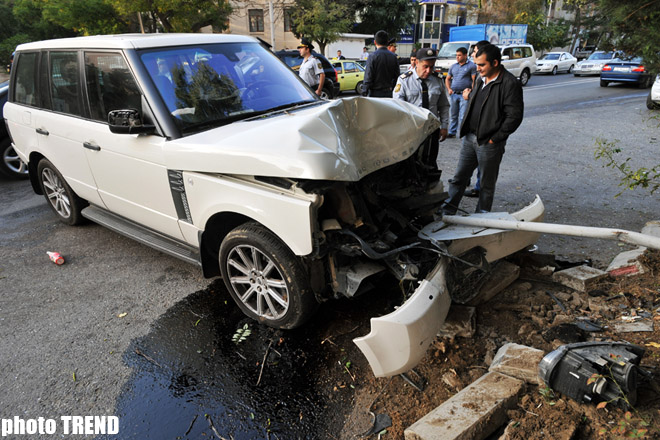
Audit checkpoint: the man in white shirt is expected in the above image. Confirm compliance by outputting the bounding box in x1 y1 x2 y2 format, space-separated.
297 38 325 96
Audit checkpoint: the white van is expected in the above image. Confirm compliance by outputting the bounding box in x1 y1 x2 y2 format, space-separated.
498 43 537 86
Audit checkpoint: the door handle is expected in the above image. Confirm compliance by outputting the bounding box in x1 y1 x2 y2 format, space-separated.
36 128 49 136
83 142 101 152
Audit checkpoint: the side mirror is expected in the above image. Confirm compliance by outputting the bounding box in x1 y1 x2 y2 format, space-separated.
501 55 510 60
108 109 156 135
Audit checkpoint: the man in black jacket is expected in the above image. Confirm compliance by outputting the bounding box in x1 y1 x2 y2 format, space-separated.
442 43 523 215
362 30 399 97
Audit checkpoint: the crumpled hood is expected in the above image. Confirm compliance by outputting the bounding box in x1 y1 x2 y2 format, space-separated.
164 96 440 181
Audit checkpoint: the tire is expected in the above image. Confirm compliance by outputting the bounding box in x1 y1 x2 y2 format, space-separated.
219 222 318 329
519 69 530 86
355 81 364 95
37 159 87 225
568 64 574 74
647 92 659 110
0 137 29 179
638 76 651 89
600 80 609 87
320 86 332 100
551 66 557 75
574 73 581 77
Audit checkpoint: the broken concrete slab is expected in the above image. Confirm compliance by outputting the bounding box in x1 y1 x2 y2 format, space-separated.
607 248 647 277
552 265 608 292
614 321 654 333
466 261 520 306
488 343 545 386
642 220 660 238
438 306 476 339
404 372 524 440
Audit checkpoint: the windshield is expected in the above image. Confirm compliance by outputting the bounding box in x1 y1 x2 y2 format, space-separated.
588 52 614 61
437 42 469 58
140 43 316 133
540 53 560 60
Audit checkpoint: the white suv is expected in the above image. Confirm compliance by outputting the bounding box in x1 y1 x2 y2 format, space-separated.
498 44 537 86
5 33 541 377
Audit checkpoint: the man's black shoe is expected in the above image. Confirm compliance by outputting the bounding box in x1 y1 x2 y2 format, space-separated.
464 188 479 198
447 133 456 138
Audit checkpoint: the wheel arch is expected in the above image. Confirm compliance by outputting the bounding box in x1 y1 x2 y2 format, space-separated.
199 211 254 278
28 151 46 195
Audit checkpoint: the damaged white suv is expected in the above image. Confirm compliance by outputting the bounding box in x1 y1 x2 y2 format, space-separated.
5 34 542 377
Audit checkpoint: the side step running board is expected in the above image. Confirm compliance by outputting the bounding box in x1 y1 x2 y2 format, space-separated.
82 205 202 266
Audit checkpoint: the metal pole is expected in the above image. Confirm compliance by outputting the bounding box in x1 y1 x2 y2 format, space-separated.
442 215 660 250
269 0 276 49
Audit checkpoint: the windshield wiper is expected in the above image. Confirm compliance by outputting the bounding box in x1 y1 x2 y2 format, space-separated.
243 100 323 121
181 112 257 134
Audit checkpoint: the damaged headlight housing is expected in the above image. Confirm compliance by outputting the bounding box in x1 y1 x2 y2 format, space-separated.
538 341 649 408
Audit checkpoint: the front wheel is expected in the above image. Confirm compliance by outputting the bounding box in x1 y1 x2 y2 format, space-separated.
551 66 557 75
647 92 659 110
519 69 530 86
37 159 87 225
600 80 609 87
219 222 318 329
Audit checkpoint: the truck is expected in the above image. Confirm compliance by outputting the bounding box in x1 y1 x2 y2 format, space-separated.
435 24 528 75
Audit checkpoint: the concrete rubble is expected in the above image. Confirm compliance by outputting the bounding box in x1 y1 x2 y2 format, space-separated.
551 265 608 292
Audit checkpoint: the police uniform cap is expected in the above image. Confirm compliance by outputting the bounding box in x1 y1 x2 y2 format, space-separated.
416 48 437 61
388 38 396 47
297 38 314 50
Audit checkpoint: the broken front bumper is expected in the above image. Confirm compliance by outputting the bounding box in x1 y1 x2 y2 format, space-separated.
353 196 545 377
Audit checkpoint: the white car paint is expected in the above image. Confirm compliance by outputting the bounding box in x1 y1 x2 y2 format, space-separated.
536 52 577 74
573 51 621 76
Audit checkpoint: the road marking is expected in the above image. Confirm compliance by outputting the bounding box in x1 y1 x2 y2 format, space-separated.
526 78 600 91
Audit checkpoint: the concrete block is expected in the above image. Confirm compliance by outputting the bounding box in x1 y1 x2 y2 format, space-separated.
489 343 545 385
438 306 476 339
466 261 520 306
552 265 608 292
641 220 660 238
614 321 654 333
607 248 647 277
404 372 524 440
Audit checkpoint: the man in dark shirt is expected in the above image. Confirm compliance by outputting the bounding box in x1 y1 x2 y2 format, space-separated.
362 30 399 97
442 43 524 215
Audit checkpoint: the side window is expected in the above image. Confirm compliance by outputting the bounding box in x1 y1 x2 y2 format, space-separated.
84 52 142 123
503 48 512 58
13 52 38 106
344 62 357 73
522 47 532 58
50 52 82 116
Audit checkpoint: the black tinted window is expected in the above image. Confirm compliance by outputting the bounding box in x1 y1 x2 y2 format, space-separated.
50 51 82 116
13 52 38 106
85 52 142 123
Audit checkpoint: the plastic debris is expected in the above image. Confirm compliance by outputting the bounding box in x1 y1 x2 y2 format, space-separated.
47 251 64 265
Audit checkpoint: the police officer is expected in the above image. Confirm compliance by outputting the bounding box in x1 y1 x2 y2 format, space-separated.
362 30 399 97
394 48 449 168
297 38 325 96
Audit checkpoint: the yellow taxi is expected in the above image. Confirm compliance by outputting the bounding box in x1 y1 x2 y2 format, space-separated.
331 59 365 94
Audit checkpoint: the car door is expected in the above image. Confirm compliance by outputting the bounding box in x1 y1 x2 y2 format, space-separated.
336 61 361 91
80 50 184 240
559 53 569 71
501 47 521 77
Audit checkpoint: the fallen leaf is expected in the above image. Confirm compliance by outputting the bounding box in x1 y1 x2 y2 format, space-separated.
596 401 608 409
645 342 660 348
117 312 127 318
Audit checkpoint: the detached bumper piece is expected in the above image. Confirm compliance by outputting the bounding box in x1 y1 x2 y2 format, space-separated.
353 258 451 378
538 341 650 408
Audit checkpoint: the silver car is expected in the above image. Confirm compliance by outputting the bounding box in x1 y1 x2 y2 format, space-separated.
573 51 621 76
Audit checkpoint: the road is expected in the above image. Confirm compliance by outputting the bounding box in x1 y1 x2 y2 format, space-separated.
1 72 658 439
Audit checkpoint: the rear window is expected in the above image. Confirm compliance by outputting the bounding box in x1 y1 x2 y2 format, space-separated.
13 52 38 106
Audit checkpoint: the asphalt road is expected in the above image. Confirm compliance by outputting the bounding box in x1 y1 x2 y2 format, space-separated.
1 72 658 438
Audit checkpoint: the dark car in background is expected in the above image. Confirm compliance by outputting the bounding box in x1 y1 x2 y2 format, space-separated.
600 56 654 88
0 80 28 179
274 50 340 99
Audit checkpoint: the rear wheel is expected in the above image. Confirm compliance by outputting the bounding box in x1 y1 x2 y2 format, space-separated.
37 159 87 225
519 69 530 86
0 138 29 179
600 80 609 87
320 86 332 100
219 222 318 329
355 81 364 95
568 64 574 74
639 76 651 89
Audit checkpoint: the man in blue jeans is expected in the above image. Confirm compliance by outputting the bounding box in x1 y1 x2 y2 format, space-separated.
442 43 524 215
445 47 476 138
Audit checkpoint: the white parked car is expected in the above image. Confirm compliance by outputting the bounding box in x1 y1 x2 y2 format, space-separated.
5 33 542 377
647 74 660 109
573 51 622 76
535 52 577 75
498 44 537 86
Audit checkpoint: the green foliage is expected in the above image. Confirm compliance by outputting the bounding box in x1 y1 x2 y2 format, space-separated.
515 11 571 52
539 385 557 405
594 136 660 196
42 0 128 35
350 0 417 39
232 323 252 344
291 0 352 54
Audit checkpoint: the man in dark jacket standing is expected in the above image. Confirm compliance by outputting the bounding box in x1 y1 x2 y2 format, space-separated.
362 30 399 97
442 43 523 215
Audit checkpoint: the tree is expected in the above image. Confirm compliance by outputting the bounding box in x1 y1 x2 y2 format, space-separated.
42 0 128 35
478 0 545 23
350 0 417 39
109 0 232 33
514 11 570 52
291 0 352 54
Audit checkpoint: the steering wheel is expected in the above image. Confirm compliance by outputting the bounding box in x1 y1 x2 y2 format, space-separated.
243 80 272 100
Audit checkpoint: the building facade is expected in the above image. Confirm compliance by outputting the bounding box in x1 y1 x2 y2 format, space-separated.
224 0 299 51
